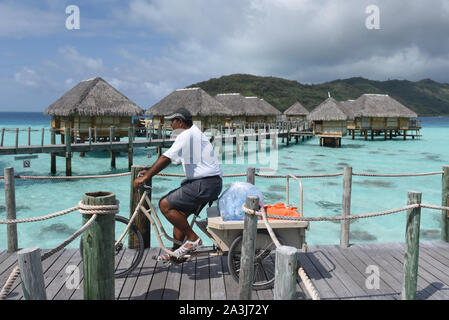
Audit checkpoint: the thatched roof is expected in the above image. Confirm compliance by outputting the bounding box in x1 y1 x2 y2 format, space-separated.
339 100 359 120
307 98 350 121
214 93 247 116
44 77 143 117
214 94 281 116
351 94 418 118
284 101 309 116
258 98 282 116
146 88 233 116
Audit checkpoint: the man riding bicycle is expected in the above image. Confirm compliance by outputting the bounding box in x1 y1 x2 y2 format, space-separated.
133 107 223 262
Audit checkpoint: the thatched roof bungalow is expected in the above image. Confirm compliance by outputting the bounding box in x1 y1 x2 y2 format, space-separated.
283 101 309 121
307 97 352 147
44 77 143 142
350 94 418 130
214 94 281 127
146 87 233 130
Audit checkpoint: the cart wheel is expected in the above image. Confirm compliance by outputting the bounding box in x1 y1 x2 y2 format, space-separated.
227 230 285 290
80 215 145 278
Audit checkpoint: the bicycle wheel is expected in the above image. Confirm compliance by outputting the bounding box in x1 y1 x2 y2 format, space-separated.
227 230 285 290
80 215 145 278
114 215 145 278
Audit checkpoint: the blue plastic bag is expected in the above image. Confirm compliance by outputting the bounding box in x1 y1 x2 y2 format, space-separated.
218 182 264 221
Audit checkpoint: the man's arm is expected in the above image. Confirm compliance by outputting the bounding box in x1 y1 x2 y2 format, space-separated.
132 155 172 189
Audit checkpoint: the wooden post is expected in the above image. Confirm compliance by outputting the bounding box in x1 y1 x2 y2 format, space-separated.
341 166 352 248
88 127 92 149
238 196 259 300
81 191 116 300
65 128 72 176
5 167 18 253
110 126 116 169
1 127 4 146
401 191 421 300
274 246 298 300
15 128 19 148
441 166 449 242
27 127 31 146
40 128 44 147
17 247 47 300
128 127 134 171
51 128 56 174
246 167 255 185
129 166 151 248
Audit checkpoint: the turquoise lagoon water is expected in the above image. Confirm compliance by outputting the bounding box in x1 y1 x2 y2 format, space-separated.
1 112 449 249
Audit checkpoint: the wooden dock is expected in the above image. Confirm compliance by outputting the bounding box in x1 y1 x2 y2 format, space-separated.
2 241 449 300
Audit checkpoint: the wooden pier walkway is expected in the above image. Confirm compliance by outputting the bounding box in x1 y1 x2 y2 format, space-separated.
2 241 449 300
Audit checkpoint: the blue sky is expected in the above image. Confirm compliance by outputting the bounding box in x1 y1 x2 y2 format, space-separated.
1 0 449 112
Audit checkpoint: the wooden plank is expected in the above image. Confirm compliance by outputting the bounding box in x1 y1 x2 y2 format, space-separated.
115 247 138 298
209 255 226 300
297 249 339 300
362 243 444 300
47 249 82 300
319 245 383 300
132 248 159 300
379 243 449 300
146 254 170 300
302 246 355 300
178 257 196 300
221 255 239 300
195 255 211 300
332 245 399 300
162 257 183 300
348 245 401 300
117 249 150 300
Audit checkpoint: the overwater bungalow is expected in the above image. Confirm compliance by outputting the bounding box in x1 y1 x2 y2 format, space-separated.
348 94 420 140
44 77 144 143
245 97 281 124
283 101 309 121
307 97 353 147
146 87 233 131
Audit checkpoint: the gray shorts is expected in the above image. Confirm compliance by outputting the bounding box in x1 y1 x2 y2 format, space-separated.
161 175 222 215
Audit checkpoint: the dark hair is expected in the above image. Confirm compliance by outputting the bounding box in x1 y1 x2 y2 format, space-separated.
182 118 193 127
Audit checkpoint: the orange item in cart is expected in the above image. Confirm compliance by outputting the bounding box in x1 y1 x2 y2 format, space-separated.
263 202 302 220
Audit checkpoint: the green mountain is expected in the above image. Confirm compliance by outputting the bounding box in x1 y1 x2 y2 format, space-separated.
188 74 449 116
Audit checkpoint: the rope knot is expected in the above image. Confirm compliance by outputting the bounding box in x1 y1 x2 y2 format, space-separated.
77 200 120 215
241 203 261 216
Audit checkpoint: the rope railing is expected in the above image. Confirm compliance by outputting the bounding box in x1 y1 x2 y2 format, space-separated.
1 169 442 180
0 201 119 300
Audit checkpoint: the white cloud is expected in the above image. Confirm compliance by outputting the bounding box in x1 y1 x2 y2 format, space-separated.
0 3 62 37
14 67 40 87
58 46 104 74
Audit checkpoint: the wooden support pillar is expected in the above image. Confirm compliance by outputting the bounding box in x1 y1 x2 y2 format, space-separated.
246 167 255 185
340 166 352 248
401 191 421 300
4 167 18 253
17 247 47 300
364 130 368 141
371 130 374 140
238 196 259 300
81 191 116 300
65 128 72 176
384 129 388 140
274 246 298 300
130 166 151 248
51 128 56 174
128 127 134 171
403 129 407 140
110 126 116 169
1 127 4 147
441 166 449 242
352 129 355 140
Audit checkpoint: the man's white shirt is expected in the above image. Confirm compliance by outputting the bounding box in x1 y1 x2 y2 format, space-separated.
163 125 222 180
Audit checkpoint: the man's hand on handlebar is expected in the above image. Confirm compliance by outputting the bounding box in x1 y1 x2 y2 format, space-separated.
133 170 149 189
